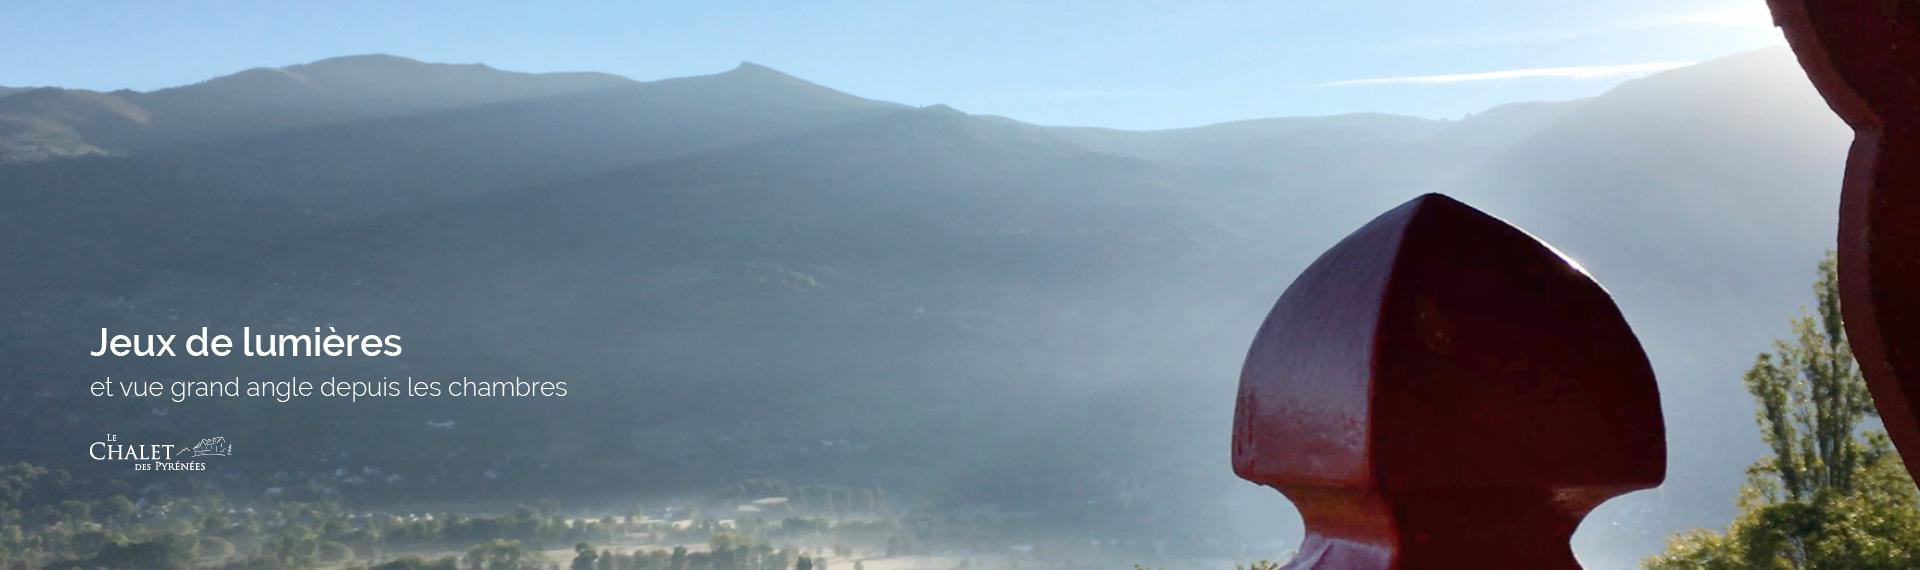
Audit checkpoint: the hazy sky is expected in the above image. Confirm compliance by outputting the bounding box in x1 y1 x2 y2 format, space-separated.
3 0 1785 129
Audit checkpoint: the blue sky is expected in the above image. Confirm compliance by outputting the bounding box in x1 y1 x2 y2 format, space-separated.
2 1 1785 129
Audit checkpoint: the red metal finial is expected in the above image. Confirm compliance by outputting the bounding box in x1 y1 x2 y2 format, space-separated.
1769 0 1920 482
1233 193 1666 569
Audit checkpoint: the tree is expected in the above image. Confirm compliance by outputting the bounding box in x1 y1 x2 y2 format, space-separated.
369 556 462 570
796 555 813 570
573 542 600 570
467 539 537 570
269 526 322 569
100 495 136 524
1645 252 1920 569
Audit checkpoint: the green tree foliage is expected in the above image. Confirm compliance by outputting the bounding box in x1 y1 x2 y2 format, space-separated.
99 496 136 523
465 539 538 570
574 542 601 570
1644 253 1920 569
357 555 462 570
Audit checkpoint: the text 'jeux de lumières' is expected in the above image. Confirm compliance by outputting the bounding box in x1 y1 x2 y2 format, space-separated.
89 327 402 358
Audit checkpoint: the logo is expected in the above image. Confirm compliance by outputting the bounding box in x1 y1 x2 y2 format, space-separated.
188 436 232 457
89 434 230 471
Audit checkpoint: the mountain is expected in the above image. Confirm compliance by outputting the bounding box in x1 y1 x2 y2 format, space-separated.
0 54 633 161
1436 99 1585 149
0 48 1852 566
0 59 905 303
129 54 631 143
0 88 150 161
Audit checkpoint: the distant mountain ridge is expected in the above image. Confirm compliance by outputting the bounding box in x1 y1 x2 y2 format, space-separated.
0 54 632 161
0 53 1577 166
